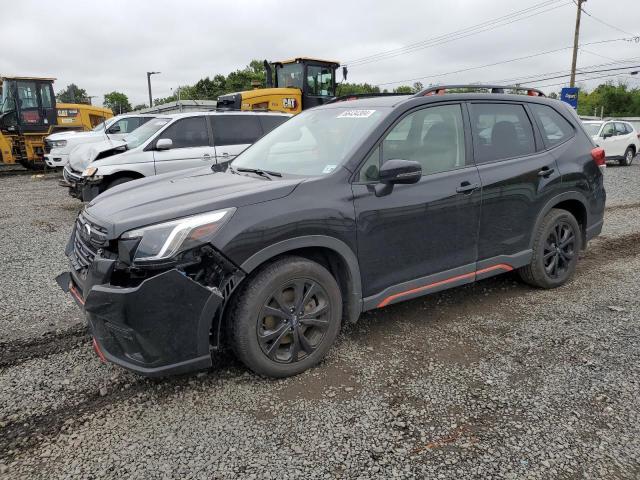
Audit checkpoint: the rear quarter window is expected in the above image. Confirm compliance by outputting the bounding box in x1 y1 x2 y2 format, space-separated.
259 115 289 135
212 115 263 145
529 104 575 148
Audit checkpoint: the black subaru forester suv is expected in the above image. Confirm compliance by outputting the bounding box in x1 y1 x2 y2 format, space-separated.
58 85 606 378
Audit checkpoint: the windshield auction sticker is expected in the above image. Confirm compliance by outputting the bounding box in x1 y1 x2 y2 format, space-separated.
337 110 376 118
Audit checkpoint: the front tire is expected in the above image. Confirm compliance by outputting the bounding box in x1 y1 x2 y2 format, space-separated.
620 147 635 166
229 256 342 378
519 209 582 289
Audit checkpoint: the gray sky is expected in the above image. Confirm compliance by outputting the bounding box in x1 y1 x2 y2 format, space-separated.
2 0 639 107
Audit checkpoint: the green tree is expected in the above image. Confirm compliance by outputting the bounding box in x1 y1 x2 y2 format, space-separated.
132 103 148 111
393 85 414 94
57 84 88 104
103 91 132 114
576 82 640 117
335 82 381 96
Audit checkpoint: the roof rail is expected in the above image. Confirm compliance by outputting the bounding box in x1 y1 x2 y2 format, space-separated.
413 85 546 97
326 92 410 104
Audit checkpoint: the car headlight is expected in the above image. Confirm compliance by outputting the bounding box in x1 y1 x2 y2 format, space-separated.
82 166 98 177
51 140 67 148
120 208 236 262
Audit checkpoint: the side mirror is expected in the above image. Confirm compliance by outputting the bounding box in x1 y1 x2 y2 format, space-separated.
107 124 121 134
374 159 421 197
155 138 173 150
602 132 613 139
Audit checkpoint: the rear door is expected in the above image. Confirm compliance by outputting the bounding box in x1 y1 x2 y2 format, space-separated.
598 122 619 157
615 122 633 155
469 101 562 265
210 115 263 169
153 116 215 174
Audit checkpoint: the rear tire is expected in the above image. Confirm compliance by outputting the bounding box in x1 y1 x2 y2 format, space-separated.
619 147 635 166
229 256 342 378
518 209 582 289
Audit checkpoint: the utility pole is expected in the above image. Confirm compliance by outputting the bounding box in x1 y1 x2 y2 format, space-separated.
147 71 160 108
569 0 586 87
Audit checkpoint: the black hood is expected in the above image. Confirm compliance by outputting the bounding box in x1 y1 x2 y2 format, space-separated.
84 167 303 238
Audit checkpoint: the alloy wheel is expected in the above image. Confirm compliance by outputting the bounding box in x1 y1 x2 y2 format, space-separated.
543 221 576 279
257 278 331 363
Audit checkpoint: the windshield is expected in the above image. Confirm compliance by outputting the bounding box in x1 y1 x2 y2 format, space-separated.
124 118 171 149
232 106 389 176
583 122 602 136
1 80 16 114
276 63 304 89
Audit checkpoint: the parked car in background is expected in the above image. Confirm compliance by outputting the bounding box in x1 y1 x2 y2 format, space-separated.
44 114 157 167
62 111 291 201
582 120 639 166
58 86 605 378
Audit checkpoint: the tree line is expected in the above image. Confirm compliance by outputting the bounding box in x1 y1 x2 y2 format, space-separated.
56 62 640 116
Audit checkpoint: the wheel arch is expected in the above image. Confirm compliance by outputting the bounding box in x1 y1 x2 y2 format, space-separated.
239 236 363 325
529 192 589 249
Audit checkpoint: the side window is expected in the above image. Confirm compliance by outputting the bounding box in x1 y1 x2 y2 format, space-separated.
380 104 466 176
615 123 627 135
359 147 381 182
529 104 574 147
470 103 536 163
259 115 288 135
113 119 130 133
602 123 615 137
212 115 263 145
306 65 334 97
158 116 209 149
39 84 54 108
624 123 633 134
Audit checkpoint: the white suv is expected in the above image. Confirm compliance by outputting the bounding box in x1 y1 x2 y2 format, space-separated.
62 111 291 201
45 114 157 167
582 120 640 166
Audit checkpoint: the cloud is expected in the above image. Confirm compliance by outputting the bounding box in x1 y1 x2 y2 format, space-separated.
2 0 638 106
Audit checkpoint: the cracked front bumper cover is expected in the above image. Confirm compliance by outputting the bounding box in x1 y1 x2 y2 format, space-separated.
58 261 223 377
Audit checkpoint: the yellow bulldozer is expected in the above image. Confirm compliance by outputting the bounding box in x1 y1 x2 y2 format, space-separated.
0 76 113 169
217 57 342 114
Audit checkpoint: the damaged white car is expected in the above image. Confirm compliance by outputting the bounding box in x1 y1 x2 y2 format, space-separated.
61 111 290 201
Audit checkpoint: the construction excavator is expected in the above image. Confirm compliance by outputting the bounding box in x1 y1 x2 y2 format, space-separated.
0 76 112 169
217 57 342 114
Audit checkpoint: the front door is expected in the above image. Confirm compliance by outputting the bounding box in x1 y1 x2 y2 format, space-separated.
153 116 215 174
353 103 482 306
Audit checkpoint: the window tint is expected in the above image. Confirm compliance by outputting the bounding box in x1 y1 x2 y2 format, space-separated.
530 104 574 147
157 116 209 148
39 84 54 108
306 65 334 96
470 103 535 163
359 147 381 182
381 104 466 176
212 115 263 145
615 122 628 135
17 81 38 109
625 123 633 134
259 115 288 135
602 123 615 137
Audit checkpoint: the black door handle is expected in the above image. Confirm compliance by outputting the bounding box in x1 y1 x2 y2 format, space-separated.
456 182 479 194
538 167 555 177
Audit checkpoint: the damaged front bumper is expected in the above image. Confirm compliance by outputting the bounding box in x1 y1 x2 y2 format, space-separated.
62 167 102 202
57 229 226 377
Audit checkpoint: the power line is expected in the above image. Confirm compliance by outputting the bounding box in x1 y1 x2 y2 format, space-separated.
344 0 569 67
525 64 640 86
375 37 636 87
536 71 637 89
578 2 637 37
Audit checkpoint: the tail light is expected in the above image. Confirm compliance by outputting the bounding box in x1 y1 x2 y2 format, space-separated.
591 147 606 172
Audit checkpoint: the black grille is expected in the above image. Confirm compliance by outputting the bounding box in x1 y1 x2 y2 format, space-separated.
44 140 53 154
72 214 109 270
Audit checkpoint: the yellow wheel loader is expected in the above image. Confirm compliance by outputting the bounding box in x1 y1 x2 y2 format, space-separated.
217 58 341 114
0 76 112 169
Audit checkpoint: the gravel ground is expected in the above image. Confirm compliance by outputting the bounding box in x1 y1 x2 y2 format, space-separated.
1 162 639 479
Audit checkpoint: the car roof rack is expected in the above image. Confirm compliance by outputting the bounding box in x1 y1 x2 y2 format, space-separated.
413 84 546 97
326 92 411 104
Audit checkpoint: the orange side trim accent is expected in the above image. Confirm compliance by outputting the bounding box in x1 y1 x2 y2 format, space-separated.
69 283 85 305
377 263 514 308
92 338 106 363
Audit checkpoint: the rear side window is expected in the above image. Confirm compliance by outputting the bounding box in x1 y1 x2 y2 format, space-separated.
157 116 209 148
212 115 263 145
259 115 288 135
615 122 628 135
529 104 574 147
470 103 536 163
